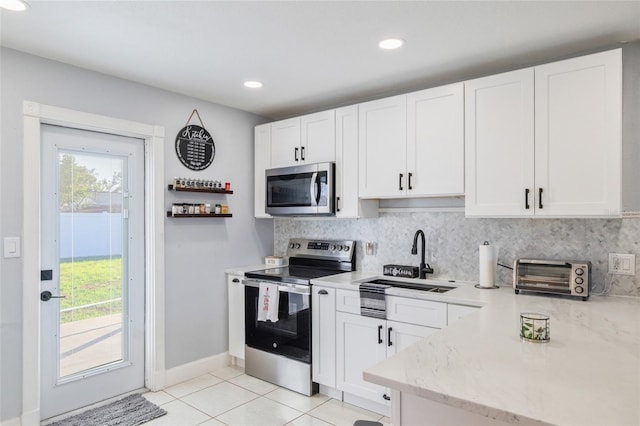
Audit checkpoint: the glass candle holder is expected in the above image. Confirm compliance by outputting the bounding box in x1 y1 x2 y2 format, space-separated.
520 313 550 343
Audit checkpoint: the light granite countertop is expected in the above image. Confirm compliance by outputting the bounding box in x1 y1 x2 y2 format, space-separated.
311 272 640 426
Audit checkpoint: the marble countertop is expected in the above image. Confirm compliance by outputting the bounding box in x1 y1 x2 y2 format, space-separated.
312 272 640 426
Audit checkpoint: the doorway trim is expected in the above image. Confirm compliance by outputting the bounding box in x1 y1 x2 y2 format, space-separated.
21 101 166 424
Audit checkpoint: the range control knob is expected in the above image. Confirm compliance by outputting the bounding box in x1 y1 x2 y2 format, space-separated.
343 245 350 252
575 286 584 294
575 268 584 276
289 243 295 249
295 243 301 249
575 277 584 285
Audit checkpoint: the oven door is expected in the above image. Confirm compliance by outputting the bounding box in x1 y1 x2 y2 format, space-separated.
243 279 312 364
265 162 334 216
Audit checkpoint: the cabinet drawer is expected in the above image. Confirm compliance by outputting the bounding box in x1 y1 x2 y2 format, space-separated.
447 304 479 326
386 296 446 328
336 289 360 314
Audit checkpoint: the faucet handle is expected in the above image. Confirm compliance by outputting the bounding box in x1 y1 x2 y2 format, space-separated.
423 264 434 275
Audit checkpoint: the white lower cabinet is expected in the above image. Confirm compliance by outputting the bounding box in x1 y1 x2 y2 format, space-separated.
312 286 337 387
335 299 442 407
336 312 388 403
227 274 245 360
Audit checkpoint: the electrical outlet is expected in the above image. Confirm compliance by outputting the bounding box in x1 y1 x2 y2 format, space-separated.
608 253 636 276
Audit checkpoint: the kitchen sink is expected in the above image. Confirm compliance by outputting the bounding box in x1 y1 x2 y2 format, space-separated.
364 278 455 293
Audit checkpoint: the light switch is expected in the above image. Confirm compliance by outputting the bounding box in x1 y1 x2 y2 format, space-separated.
3 237 21 258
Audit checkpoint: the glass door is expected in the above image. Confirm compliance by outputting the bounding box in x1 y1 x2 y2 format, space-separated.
40 125 145 420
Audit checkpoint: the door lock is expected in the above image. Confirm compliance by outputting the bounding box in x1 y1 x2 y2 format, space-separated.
40 291 66 302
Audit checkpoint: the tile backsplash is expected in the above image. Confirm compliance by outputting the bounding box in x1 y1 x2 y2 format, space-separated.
274 211 640 297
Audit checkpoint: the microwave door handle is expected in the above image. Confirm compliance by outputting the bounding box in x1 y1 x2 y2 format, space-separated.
309 172 319 206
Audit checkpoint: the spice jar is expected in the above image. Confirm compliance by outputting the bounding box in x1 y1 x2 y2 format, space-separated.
221 204 229 214
205 203 211 214
215 204 221 214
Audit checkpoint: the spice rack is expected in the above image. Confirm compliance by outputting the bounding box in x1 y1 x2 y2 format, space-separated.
167 184 233 218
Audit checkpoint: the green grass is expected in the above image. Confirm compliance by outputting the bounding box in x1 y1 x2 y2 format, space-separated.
59 257 123 323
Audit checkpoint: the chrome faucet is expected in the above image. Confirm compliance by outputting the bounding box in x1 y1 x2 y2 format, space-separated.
411 230 434 279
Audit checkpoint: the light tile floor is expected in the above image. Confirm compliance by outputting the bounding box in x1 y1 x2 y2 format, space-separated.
143 366 391 426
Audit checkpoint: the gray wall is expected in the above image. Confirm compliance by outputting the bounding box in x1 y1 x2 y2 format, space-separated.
0 48 274 421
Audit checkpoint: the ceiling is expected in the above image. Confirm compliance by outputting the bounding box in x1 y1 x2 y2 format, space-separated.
1 1 640 120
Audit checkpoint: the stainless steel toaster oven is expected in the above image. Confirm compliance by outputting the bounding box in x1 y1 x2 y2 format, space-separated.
513 259 591 301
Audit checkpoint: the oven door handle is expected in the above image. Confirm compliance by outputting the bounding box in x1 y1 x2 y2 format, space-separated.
242 278 311 295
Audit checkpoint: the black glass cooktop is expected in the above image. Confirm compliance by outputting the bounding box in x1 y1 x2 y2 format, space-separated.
245 266 344 285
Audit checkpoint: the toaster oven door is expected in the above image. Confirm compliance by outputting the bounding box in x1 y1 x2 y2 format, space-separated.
515 261 572 294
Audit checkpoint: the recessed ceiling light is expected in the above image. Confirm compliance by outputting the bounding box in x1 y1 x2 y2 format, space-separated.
244 81 263 89
378 38 405 50
0 0 29 11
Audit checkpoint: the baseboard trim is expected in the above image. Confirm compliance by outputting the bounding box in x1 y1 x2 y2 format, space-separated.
0 417 21 426
164 352 231 388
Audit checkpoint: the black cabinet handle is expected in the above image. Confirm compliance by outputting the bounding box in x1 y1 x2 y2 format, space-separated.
301 146 305 161
525 188 530 210
399 173 404 191
318 289 328 295
336 196 340 212
538 188 543 209
408 173 413 190
232 278 240 283
378 325 383 344
383 393 391 401
294 147 299 162
387 327 393 347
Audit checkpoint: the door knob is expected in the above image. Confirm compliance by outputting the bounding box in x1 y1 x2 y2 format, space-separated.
40 290 66 302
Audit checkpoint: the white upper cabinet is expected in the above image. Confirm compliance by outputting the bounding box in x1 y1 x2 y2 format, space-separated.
301 110 336 164
407 83 464 197
270 117 300 168
465 68 535 217
335 105 378 218
358 95 407 198
534 49 622 217
465 48 622 217
270 110 336 169
254 123 272 218
358 85 465 199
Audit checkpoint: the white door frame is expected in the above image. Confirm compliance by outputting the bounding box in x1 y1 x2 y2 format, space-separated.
21 101 166 424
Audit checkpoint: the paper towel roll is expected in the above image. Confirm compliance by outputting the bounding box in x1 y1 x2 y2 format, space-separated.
479 242 497 288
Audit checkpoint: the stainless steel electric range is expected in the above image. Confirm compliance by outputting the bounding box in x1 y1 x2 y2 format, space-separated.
243 238 356 396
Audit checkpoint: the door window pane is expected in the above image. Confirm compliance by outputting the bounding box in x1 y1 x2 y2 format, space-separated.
57 151 128 378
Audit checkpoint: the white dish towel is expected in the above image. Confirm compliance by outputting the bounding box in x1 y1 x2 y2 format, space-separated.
257 282 280 322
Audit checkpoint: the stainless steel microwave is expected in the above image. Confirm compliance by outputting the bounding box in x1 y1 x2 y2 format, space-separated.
265 162 335 216
513 259 591 300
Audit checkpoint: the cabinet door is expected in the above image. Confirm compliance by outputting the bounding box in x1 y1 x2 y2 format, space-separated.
312 286 336 388
358 95 407 198
336 312 387 402
407 83 464 197
465 69 535 217
254 124 272 218
386 320 438 357
271 117 301 168
301 110 335 164
335 106 378 218
227 274 245 359
534 49 622 217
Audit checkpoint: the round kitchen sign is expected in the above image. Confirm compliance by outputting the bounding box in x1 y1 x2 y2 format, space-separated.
175 125 215 171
